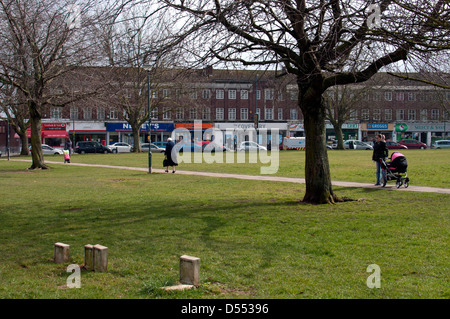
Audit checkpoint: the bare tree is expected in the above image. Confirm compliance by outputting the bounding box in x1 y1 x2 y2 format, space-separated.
0 84 29 155
324 85 368 150
96 3 196 152
0 0 111 169
157 0 450 204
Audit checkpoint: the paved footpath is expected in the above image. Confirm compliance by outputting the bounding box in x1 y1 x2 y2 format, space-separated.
4 158 450 195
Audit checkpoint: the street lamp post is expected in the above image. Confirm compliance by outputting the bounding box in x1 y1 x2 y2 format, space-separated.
146 67 152 174
144 59 158 174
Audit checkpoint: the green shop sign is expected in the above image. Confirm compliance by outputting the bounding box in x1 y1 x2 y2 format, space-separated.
395 123 409 132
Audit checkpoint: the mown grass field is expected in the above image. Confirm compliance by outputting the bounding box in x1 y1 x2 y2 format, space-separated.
0 149 448 299
29 148 450 187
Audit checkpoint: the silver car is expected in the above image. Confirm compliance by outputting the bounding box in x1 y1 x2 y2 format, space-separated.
237 141 268 151
344 140 373 150
431 140 450 149
140 143 165 153
108 142 133 153
29 144 64 155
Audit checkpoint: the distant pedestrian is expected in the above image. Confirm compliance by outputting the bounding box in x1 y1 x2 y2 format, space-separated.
372 134 388 185
164 138 178 173
63 149 71 163
65 139 73 155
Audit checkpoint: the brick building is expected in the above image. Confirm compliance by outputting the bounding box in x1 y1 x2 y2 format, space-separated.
1 68 448 151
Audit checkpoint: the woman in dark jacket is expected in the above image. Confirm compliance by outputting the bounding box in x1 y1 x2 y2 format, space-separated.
372 134 389 185
164 138 178 173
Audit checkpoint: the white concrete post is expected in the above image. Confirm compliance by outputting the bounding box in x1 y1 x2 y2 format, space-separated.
54 242 70 264
179 255 200 286
84 244 94 271
93 244 108 272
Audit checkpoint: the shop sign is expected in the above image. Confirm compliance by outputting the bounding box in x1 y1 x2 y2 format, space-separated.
142 122 174 132
27 122 68 138
342 123 359 129
406 123 446 132
367 123 389 130
395 123 409 132
106 122 174 132
175 123 213 129
215 123 287 130
289 123 304 131
43 123 66 131
290 123 358 131
325 123 359 129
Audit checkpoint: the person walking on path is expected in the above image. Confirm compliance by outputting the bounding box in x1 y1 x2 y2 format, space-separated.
372 134 388 185
164 138 178 173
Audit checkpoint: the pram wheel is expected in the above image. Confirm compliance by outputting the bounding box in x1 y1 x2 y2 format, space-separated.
381 177 387 187
396 180 403 188
404 178 409 188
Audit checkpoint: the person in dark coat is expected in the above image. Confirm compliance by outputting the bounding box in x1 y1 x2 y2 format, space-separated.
372 134 389 185
164 138 178 173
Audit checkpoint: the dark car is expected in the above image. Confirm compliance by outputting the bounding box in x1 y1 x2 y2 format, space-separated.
75 141 111 154
385 140 408 150
398 139 427 149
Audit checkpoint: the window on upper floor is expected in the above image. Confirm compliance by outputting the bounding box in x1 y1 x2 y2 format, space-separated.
216 90 224 99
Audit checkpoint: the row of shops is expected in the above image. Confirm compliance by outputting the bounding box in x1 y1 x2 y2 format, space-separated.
20 120 450 149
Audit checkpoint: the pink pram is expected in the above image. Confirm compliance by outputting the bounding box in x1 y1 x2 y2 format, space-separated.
380 152 409 188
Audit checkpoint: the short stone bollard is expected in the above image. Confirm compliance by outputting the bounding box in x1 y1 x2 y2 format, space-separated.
54 242 70 264
93 244 108 272
84 244 94 271
179 255 200 286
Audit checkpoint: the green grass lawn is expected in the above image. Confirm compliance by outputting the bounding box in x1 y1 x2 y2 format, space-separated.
0 150 449 299
33 148 450 188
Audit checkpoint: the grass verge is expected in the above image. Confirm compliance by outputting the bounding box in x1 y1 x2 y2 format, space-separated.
0 160 448 298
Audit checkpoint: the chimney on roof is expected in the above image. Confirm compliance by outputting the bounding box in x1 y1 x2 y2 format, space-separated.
203 65 213 77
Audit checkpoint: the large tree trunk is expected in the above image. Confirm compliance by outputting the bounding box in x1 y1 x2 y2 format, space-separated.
132 125 141 152
28 102 49 169
300 80 338 204
19 132 29 155
335 125 345 150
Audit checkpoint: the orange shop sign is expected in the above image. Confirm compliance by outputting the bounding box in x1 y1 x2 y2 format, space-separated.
175 123 213 129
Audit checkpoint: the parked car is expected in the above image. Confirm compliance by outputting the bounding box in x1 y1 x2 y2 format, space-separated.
431 140 450 149
328 139 338 149
202 142 228 152
175 143 203 153
343 140 373 150
108 142 133 153
75 141 111 154
398 139 427 149
29 144 64 155
237 141 268 151
153 141 168 149
140 143 165 153
385 140 408 150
